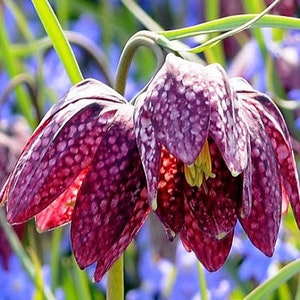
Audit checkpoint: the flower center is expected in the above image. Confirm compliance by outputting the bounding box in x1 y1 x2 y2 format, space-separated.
184 140 216 190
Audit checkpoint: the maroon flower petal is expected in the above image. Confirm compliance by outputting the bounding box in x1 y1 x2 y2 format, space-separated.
181 197 233 271
246 96 300 227
71 107 149 279
93 188 149 282
231 78 290 138
233 78 300 226
207 64 248 175
239 104 282 256
254 107 300 222
185 140 239 238
155 147 185 238
143 54 211 165
35 169 87 231
1 79 128 208
134 95 162 207
7 103 115 223
44 78 127 119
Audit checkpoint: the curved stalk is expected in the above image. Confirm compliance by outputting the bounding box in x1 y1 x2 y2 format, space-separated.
0 74 42 122
3 32 114 87
115 30 166 96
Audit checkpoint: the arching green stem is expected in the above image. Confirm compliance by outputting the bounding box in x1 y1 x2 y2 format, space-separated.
0 74 42 122
3 32 114 87
115 30 166 96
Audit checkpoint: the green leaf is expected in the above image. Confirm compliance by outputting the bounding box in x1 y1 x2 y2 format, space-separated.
244 260 300 300
31 0 83 84
188 0 280 53
160 14 300 40
0 210 55 299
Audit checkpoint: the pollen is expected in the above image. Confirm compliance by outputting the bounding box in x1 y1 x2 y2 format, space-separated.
184 140 216 189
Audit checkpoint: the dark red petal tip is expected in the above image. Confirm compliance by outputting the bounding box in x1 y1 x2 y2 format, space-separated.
71 109 149 279
239 105 282 256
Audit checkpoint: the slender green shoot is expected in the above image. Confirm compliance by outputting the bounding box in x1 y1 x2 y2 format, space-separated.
244 260 300 300
197 262 208 300
31 0 83 84
0 209 55 299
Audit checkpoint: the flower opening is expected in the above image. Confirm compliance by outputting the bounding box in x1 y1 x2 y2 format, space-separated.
183 139 216 190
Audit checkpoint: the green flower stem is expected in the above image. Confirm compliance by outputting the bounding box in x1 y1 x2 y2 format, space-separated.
120 0 205 64
204 0 226 66
74 262 92 300
243 0 268 59
0 11 35 127
61 31 113 86
4 0 49 123
31 0 83 84
121 0 164 32
50 228 63 292
115 30 166 96
4 32 113 87
3 0 35 41
0 73 42 122
0 209 55 299
197 262 208 300
55 0 70 29
107 257 124 300
294 274 300 300
244 259 300 300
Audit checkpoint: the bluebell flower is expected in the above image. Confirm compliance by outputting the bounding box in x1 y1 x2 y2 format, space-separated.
0 256 65 299
42 50 72 100
228 29 275 92
70 14 102 51
0 72 15 122
126 288 157 300
233 224 300 283
287 89 300 100
2 6 18 43
170 242 233 300
270 30 300 92
169 243 201 300
0 255 34 299
131 222 233 300
182 0 204 26
129 222 173 299
41 265 65 300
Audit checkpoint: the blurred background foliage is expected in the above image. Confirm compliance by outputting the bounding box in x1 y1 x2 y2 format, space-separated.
1 0 300 299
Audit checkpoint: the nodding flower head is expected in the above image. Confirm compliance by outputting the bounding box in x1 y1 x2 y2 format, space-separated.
0 79 150 281
2 54 300 278
134 54 300 271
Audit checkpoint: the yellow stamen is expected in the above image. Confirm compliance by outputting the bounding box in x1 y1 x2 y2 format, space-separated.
151 196 158 210
184 140 216 188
